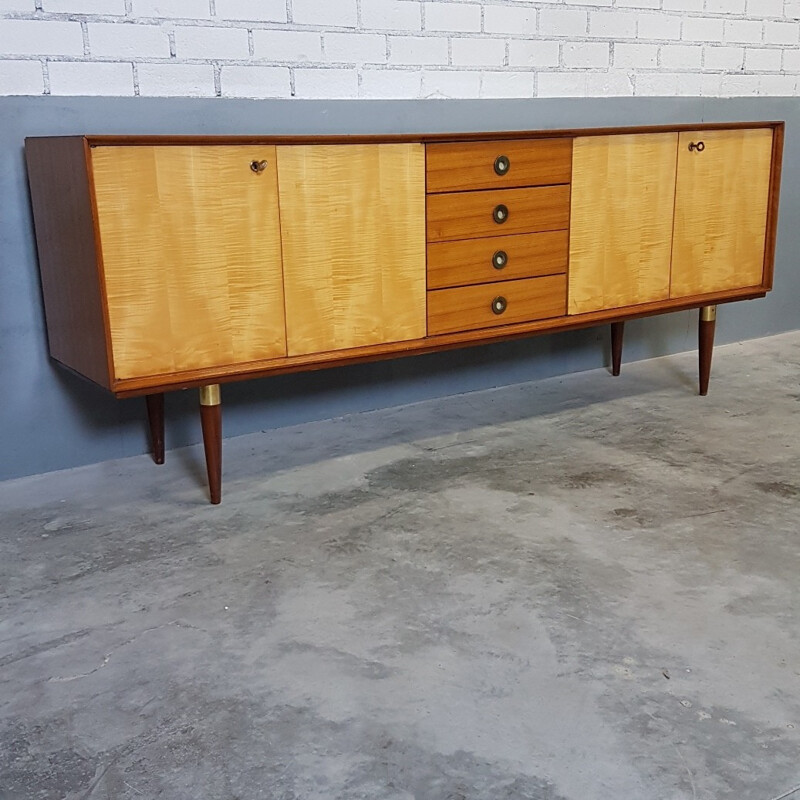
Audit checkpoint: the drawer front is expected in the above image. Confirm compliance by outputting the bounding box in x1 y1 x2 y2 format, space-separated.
426 139 572 193
427 230 568 289
427 185 570 243
428 274 567 336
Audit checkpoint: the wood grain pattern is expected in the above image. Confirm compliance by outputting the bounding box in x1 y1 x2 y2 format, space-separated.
427 230 568 289
25 137 112 388
277 143 427 357
427 185 570 243
23 122 782 401
671 128 773 298
426 138 572 193
113 285 767 397
569 133 678 315
427 274 566 336
91 145 287 380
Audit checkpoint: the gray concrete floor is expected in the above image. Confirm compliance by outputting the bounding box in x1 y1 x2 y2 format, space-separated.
2 332 800 800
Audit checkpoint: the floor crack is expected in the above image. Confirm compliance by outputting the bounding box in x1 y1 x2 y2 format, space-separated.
769 783 800 800
47 620 202 683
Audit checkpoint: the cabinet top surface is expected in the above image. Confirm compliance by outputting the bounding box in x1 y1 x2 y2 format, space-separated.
25 120 784 147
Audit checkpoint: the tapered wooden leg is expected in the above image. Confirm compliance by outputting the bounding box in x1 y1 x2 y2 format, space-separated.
145 393 165 465
699 305 716 397
610 321 624 377
199 384 222 505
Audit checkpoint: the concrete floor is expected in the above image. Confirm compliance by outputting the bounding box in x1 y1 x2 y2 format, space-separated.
2 332 800 800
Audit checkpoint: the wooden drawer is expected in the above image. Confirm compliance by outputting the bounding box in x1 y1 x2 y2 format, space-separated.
426 138 572 193
427 230 568 289
427 274 567 336
427 185 570 243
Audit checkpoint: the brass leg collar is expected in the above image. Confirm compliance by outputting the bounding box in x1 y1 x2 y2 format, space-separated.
199 384 221 406
700 305 717 323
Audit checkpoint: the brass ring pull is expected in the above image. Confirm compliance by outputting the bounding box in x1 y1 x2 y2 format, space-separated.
492 250 508 270
250 159 268 173
494 155 510 176
688 141 705 152
493 204 509 224
491 296 507 315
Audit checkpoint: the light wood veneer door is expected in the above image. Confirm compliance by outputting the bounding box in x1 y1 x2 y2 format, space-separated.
670 128 773 298
277 144 426 357
568 133 678 314
91 145 287 380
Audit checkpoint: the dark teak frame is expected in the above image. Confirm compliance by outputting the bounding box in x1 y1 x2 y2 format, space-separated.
25 121 785 503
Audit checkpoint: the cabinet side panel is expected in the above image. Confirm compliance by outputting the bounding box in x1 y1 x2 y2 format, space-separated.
278 144 427 357
25 137 111 389
671 128 773 298
762 123 784 291
568 133 677 315
91 145 287 380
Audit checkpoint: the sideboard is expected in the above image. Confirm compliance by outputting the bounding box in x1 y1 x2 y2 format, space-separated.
25 122 784 503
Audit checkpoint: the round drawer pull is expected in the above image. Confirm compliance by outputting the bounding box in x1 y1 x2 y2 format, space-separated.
492 250 508 270
491 296 507 315
492 204 509 224
494 155 510 175
250 159 268 173
688 141 705 152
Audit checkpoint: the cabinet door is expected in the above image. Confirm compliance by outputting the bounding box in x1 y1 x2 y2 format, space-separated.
670 129 773 298
91 146 286 380
277 144 426 357
568 133 678 315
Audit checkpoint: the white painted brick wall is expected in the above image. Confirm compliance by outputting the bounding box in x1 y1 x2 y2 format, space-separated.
88 23 169 58
136 62 215 95
0 2 798 99
220 65 291 97
450 37 505 67
48 60 133 94
425 3 481 34
323 32 387 64
214 0 286 23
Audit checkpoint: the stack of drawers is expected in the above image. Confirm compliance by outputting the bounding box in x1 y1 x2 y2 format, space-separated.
425 138 573 336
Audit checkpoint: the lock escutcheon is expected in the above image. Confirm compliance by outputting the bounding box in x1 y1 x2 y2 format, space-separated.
250 159 268 173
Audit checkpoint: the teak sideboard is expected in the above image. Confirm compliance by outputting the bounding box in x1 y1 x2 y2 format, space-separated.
25 122 784 503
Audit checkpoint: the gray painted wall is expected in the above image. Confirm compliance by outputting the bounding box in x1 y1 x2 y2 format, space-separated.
1 96 797 482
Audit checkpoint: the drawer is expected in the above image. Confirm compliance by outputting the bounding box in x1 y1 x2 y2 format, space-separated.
427 230 568 290
426 138 572 193
427 274 567 336
427 185 570 243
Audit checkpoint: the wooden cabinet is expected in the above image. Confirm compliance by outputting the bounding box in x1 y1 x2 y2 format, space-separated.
671 128 774 297
277 144 426 356
569 127 778 316
425 137 571 336
25 122 783 503
428 275 567 336
568 133 677 315
91 143 426 375
425 138 572 193
427 231 569 290
91 145 287 379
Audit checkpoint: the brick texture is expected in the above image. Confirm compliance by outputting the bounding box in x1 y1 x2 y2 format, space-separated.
0 2 797 98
